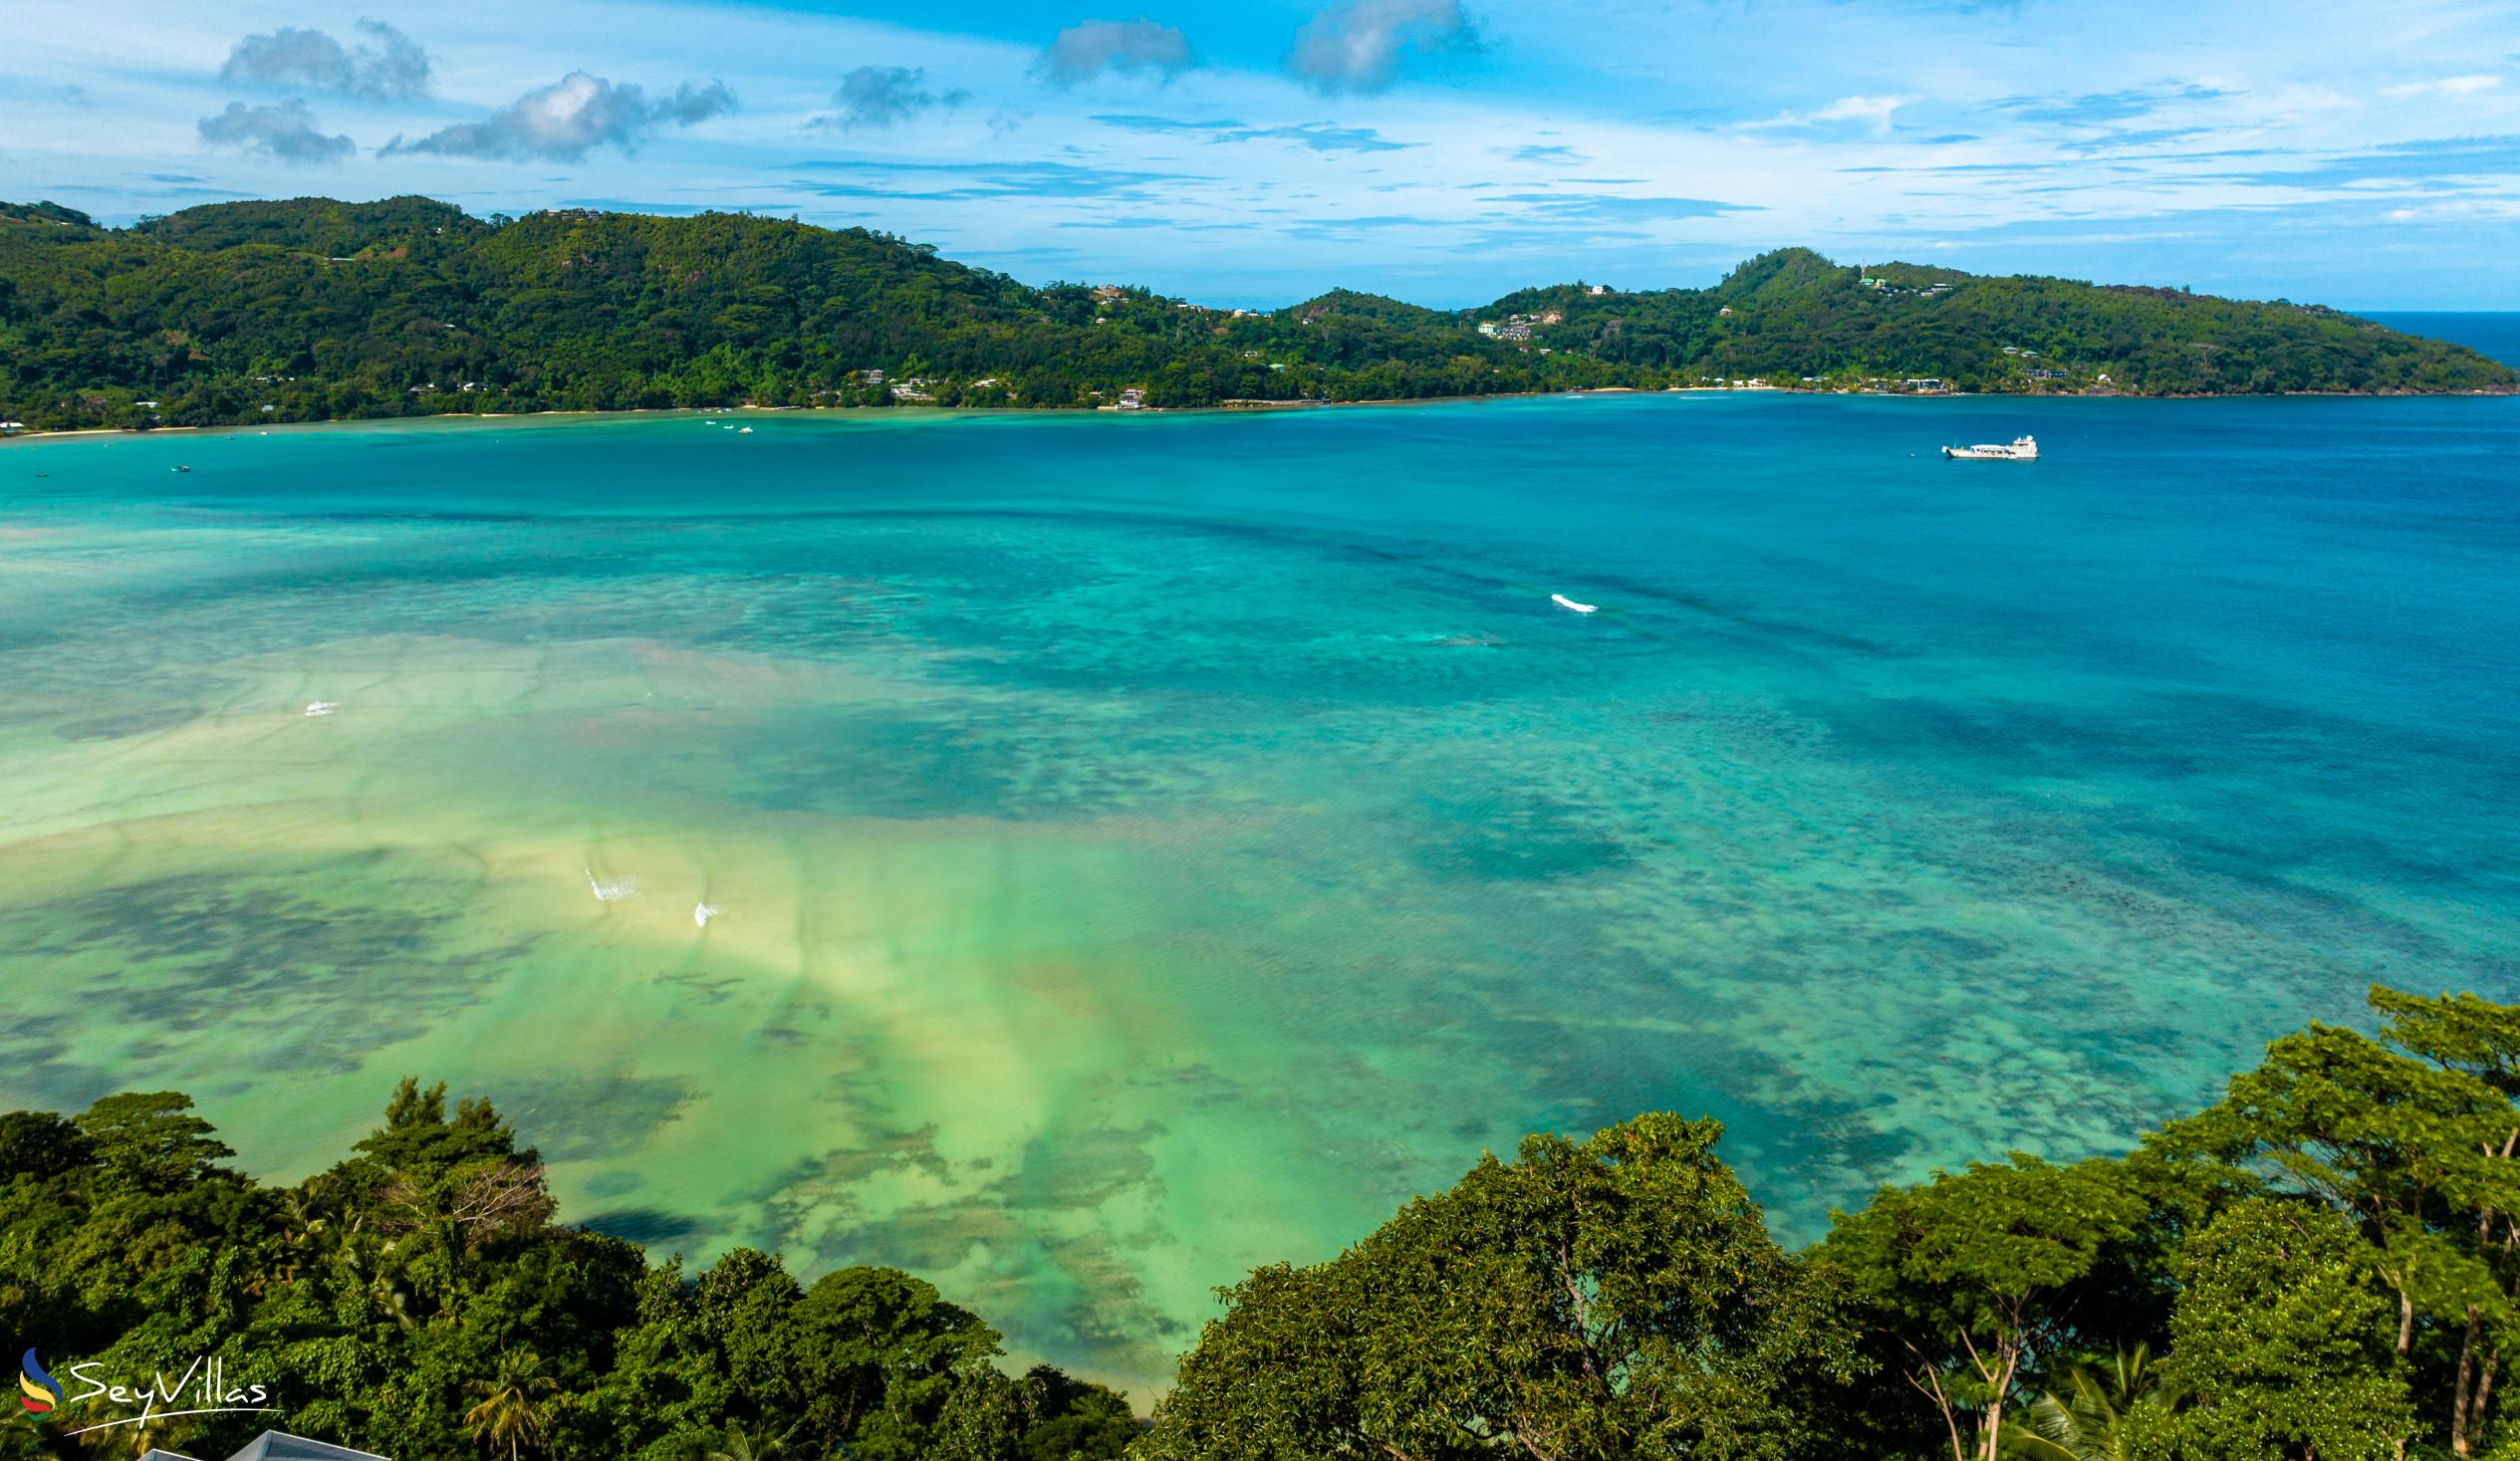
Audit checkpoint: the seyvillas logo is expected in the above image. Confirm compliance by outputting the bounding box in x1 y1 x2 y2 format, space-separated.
14 1349 276 1436
18 1350 60 1415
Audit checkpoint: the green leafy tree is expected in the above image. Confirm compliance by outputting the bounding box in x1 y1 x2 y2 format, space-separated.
1824 1154 2146 1461
0 1109 92 1181
1144 1112 1859 1460
2158 1199 2411 1460
928 1361 1027 1461
75 1091 235 1193
1017 1365 1139 1461
2368 988 2520 1455
2154 987 2520 1453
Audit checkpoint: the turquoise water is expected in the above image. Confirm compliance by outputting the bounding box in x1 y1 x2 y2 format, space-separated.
3 393 2517 1390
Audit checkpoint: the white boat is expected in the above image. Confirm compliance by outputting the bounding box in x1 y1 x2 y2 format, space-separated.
1942 435 2039 461
304 701 338 717
1552 594 1598 614
694 901 719 928
738 426 752 434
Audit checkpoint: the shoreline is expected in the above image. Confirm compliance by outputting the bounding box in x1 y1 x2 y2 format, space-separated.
5 382 2515 444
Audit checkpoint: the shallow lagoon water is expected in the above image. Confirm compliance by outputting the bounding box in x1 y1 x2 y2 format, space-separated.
3 393 2517 1389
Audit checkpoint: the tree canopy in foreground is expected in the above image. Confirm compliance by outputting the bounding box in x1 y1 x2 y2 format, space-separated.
9 983 2520 1459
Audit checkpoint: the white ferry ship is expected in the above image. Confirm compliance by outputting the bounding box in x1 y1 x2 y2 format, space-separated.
1942 435 2039 461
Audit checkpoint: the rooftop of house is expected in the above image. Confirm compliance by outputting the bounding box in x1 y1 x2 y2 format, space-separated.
142 1431 389 1461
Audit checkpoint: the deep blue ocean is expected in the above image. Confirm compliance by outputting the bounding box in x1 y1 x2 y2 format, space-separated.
2370 311 2520 366
3 377 2516 1386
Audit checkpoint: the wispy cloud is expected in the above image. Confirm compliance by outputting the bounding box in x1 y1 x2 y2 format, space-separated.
2380 75 2503 100
1288 0 1477 97
817 67 967 131
196 99 355 164
1989 85 2233 127
1092 115 1413 152
1036 19 1197 88
219 21 431 102
383 73 733 161
781 157 1198 204
1487 192 1754 222
1741 94 1915 136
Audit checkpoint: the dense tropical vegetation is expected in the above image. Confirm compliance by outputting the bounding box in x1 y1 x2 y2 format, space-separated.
1 195 2508 433
10 982 2520 1458
0 1082 1137 1461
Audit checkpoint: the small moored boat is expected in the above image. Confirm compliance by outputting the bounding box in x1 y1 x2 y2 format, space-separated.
1942 435 2039 461
1552 594 1598 614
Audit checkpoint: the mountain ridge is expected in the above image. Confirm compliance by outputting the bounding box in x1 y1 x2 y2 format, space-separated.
2 196 2510 431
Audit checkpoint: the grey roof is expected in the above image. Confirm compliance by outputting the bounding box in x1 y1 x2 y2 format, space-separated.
138 1451 202 1461
226 1434 389 1461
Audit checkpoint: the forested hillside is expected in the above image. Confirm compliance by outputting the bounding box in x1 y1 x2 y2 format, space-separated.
0 195 2509 432
10 984 2520 1459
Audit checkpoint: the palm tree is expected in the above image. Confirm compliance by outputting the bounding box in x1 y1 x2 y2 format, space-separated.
2004 1345 2180 1461
704 1420 792 1461
463 1350 557 1461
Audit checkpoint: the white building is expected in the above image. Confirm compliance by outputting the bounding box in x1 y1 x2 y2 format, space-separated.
145 1433 389 1461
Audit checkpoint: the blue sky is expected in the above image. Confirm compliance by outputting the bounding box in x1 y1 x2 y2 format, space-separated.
4 0 2518 307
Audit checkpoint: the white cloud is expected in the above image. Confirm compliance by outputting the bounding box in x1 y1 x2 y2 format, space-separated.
1288 0 1476 97
818 67 969 131
1812 96 1914 134
2380 74 2502 100
220 21 432 102
1742 95 1916 136
196 99 355 163
1036 19 1196 88
383 72 733 161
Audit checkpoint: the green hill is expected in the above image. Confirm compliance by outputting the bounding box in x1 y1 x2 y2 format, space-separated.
1 197 2508 431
